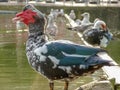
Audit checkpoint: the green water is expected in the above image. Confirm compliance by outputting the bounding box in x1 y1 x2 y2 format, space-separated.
0 33 94 90
0 14 94 90
0 13 120 90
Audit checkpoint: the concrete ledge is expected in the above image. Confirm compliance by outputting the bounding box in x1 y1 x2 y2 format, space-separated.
75 80 113 90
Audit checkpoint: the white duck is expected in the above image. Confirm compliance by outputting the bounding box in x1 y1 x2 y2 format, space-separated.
58 9 64 17
75 19 81 25
68 12 93 32
81 12 92 26
46 12 58 36
69 10 76 20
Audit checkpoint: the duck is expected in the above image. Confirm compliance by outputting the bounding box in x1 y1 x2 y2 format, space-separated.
58 9 64 17
12 4 114 90
82 19 113 47
67 12 93 32
46 12 58 36
81 12 92 26
49 9 59 20
69 10 76 20
75 19 81 25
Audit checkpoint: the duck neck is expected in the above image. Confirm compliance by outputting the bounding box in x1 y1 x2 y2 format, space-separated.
28 23 44 34
48 15 55 26
82 16 89 24
26 24 46 51
93 24 100 30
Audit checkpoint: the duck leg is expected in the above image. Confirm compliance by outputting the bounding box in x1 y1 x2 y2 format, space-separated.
64 80 69 90
49 81 54 90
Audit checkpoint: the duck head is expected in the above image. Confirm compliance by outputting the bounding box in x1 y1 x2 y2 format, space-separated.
12 4 46 33
83 20 113 47
93 20 107 31
71 10 74 13
81 12 90 18
93 20 113 47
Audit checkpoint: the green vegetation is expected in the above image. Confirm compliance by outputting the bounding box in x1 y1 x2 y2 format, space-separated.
107 39 120 64
0 5 120 30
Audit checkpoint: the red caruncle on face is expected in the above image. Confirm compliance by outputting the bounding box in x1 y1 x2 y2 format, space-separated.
15 9 37 25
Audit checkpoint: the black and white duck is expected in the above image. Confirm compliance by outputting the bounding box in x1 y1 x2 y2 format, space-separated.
12 4 114 90
83 19 113 47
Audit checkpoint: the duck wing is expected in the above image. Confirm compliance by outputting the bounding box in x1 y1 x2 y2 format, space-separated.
34 40 107 67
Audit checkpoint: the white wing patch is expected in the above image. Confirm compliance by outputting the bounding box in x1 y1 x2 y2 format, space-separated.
62 52 90 58
46 40 74 45
79 65 87 69
66 66 72 74
34 45 48 62
48 55 60 68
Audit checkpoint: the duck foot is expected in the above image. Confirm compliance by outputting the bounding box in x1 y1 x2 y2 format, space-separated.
49 81 54 90
64 80 69 90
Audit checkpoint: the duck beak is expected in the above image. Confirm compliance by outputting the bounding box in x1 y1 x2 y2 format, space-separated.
12 11 24 23
12 16 24 23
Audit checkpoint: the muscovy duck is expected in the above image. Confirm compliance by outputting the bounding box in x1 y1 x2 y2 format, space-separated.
83 20 113 47
12 4 114 90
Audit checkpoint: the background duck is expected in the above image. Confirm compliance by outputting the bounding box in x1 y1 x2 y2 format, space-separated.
69 10 76 20
46 11 58 36
81 12 92 26
83 19 113 47
67 12 93 32
12 4 115 90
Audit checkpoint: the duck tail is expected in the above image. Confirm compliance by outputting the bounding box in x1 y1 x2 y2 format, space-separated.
100 60 116 66
86 54 117 67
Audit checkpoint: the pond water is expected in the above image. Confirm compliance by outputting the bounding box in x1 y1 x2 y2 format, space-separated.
0 13 120 90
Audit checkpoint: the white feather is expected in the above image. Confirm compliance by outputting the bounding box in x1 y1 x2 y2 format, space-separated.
100 36 108 48
79 65 86 69
58 66 72 74
34 45 48 62
48 55 60 68
62 52 89 58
